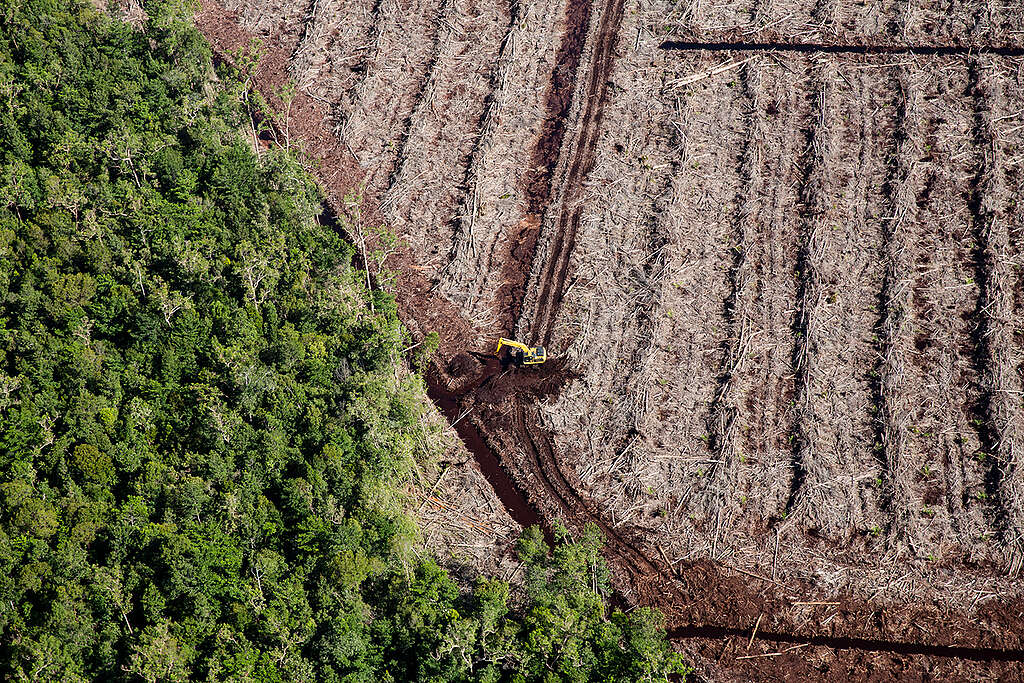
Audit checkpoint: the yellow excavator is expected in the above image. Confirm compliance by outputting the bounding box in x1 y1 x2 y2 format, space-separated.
496 338 546 365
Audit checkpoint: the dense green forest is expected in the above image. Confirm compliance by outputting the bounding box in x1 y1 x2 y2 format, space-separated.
0 0 686 680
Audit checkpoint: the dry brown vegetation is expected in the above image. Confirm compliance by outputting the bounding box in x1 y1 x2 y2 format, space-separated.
196 0 1024 677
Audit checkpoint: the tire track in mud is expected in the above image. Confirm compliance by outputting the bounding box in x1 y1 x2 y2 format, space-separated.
495 0 594 335
487 0 692 610
528 0 625 346
511 402 660 575
496 0 625 342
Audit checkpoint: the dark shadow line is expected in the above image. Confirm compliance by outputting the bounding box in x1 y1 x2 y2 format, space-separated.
669 624 1024 661
659 41 1024 56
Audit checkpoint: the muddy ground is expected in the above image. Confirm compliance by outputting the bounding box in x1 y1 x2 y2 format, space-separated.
195 0 1024 679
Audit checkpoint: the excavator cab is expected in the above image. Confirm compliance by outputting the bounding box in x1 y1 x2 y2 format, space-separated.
496 337 546 366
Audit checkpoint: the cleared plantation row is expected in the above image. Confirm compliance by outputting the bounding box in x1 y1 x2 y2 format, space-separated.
710 58 805 529
222 0 306 47
224 0 545 328
911 62 991 558
338 0 445 194
287 0 374 115
220 0 447 195
698 58 770 523
972 57 1024 553
786 62 885 542
876 64 922 552
237 0 576 334
381 0 509 276
440 0 568 328
544 31 748 535
1003 62 1024 558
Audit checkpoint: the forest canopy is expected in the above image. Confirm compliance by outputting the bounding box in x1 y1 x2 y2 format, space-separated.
0 0 686 680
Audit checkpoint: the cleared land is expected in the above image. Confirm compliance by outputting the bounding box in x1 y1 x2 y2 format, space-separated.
197 0 1024 678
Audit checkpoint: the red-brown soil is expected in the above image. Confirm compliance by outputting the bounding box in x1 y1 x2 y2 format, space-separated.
195 0 1024 679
